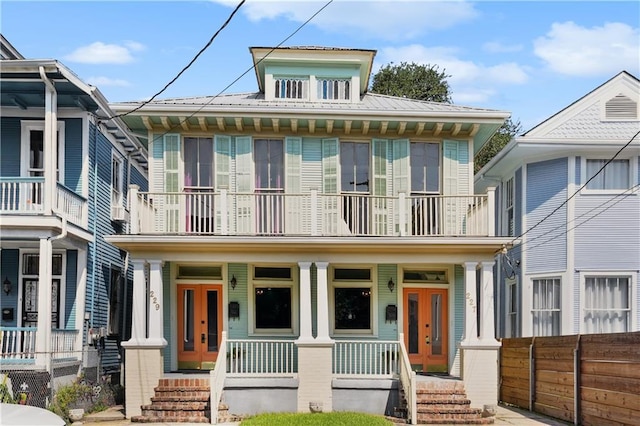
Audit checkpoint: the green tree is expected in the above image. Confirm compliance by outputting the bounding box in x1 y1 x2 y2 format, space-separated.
370 62 452 103
474 118 522 172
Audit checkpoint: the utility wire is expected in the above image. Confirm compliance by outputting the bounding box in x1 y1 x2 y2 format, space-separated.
114 0 334 145
111 0 246 120
509 129 640 246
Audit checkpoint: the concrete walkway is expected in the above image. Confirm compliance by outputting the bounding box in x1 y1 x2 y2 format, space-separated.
81 404 569 426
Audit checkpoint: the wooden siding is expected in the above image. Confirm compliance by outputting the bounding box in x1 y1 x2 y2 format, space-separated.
64 250 78 329
525 158 568 274
574 194 640 270
162 262 172 372
0 118 22 176
311 264 318 337
63 118 83 193
515 167 523 236
228 263 249 340
377 264 398 341
500 333 640 426
0 249 19 327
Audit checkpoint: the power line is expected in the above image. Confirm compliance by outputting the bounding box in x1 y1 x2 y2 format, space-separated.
120 0 334 145
111 0 246 120
509 129 640 246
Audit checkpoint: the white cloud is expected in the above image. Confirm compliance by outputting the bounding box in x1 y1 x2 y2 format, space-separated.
534 21 640 76
482 41 523 54
213 0 478 40
64 41 145 64
377 44 529 106
86 76 131 87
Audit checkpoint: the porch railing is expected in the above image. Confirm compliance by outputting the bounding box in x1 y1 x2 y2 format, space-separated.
128 186 495 237
225 339 297 377
0 178 88 228
50 329 79 360
332 340 399 378
398 334 417 425
0 327 37 361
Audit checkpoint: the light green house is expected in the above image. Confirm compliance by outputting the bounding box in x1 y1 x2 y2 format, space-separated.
107 46 513 424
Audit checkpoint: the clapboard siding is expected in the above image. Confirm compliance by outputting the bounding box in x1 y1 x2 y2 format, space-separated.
227 263 249 340
451 265 465 374
0 117 21 176
377 264 398 341
525 158 568 273
515 167 523 237
0 249 19 327
64 250 78 330
63 118 83 193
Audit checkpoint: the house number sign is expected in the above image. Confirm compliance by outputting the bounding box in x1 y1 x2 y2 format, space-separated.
149 290 160 311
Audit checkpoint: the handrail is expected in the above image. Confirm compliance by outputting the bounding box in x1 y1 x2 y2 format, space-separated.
398 333 417 425
210 331 227 424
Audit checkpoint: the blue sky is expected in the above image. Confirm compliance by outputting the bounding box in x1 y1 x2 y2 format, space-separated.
3 1 639 131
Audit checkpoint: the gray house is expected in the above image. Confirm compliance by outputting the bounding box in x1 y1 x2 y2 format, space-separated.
476 71 640 338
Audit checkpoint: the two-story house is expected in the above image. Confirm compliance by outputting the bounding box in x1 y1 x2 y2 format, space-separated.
107 46 513 423
0 34 148 395
475 71 639 339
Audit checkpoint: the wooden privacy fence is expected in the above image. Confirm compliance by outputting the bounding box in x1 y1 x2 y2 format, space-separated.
500 332 640 426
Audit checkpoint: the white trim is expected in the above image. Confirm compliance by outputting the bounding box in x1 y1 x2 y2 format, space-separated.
530 275 562 337
566 156 576 335
505 276 518 338
579 155 637 195
20 120 65 184
328 264 378 337
520 163 530 335
247 263 299 336
578 271 636 333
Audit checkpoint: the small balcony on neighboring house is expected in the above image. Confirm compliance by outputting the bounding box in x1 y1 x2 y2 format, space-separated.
127 186 495 237
0 327 82 367
0 177 89 230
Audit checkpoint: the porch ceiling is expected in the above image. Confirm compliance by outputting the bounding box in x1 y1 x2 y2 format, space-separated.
105 235 515 262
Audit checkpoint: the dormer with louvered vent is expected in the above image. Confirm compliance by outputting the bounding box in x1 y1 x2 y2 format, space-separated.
604 93 638 120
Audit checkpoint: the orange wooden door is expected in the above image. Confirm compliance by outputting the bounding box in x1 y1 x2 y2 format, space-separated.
403 288 448 372
177 284 222 370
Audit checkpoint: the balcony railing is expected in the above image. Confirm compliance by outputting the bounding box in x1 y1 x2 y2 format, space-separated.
0 327 81 363
128 186 495 237
226 339 297 377
333 340 400 378
0 178 88 228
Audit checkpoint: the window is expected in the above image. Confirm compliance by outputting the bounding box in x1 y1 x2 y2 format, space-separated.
503 177 514 236
108 267 122 336
341 142 370 234
317 78 350 100
331 267 375 334
274 77 308 99
532 278 561 336
410 142 440 194
254 139 284 234
111 154 123 207
585 159 630 190
21 121 65 183
584 276 630 333
250 266 297 334
184 137 214 189
506 277 518 338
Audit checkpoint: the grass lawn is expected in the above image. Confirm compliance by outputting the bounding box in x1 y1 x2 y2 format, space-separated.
241 411 394 425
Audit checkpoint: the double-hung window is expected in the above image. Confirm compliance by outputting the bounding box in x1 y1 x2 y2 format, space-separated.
506 277 519 338
183 137 214 232
254 139 284 234
331 267 375 335
585 159 630 191
410 142 440 235
503 177 514 236
250 266 297 335
340 141 370 234
584 276 630 333
532 278 561 336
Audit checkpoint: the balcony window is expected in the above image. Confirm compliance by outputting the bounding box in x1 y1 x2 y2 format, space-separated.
255 139 284 234
340 142 370 234
410 142 440 235
184 137 214 232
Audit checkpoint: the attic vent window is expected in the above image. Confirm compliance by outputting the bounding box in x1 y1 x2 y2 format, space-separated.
317 78 350 100
275 78 308 99
605 94 637 119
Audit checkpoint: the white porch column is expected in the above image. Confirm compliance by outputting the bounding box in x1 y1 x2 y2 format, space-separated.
74 248 88 353
297 262 314 343
480 261 496 342
35 238 53 367
462 262 478 343
41 69 57 215
315 262 331 342
147 260 167 346
126 259 147 344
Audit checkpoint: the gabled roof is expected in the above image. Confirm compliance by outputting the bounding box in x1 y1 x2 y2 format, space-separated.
475 71 640 192
0 34 24 60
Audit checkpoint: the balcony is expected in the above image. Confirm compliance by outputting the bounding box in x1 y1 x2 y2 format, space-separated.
128 187 494 237
0 327 81 364
0 178 88 229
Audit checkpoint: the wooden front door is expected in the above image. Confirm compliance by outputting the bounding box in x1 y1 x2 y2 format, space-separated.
403 288 448 373
177 284 222 370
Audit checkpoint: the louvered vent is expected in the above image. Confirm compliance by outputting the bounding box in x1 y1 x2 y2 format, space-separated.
605 94 637 119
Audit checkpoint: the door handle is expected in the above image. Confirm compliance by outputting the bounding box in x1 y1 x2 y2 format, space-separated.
201 333 206 343
425 335 430 345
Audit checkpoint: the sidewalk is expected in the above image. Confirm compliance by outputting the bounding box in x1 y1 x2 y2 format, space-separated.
81 404 569 425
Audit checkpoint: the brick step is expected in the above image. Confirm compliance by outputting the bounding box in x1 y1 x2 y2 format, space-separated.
151 395 210 403
155 385 210 392
152 390 210 399
417 398 472 405
158 378 210 387
417 406 483 415
132 415 211 423
142 401 209 412
416 388 467 394
416 416 494 425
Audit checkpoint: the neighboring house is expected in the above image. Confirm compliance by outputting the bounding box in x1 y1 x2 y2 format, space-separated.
0 34 148 391
106 46 513 422
476 71 640 339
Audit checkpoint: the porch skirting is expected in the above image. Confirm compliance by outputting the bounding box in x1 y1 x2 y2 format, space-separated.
459 342 501 409
122 345 165 418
